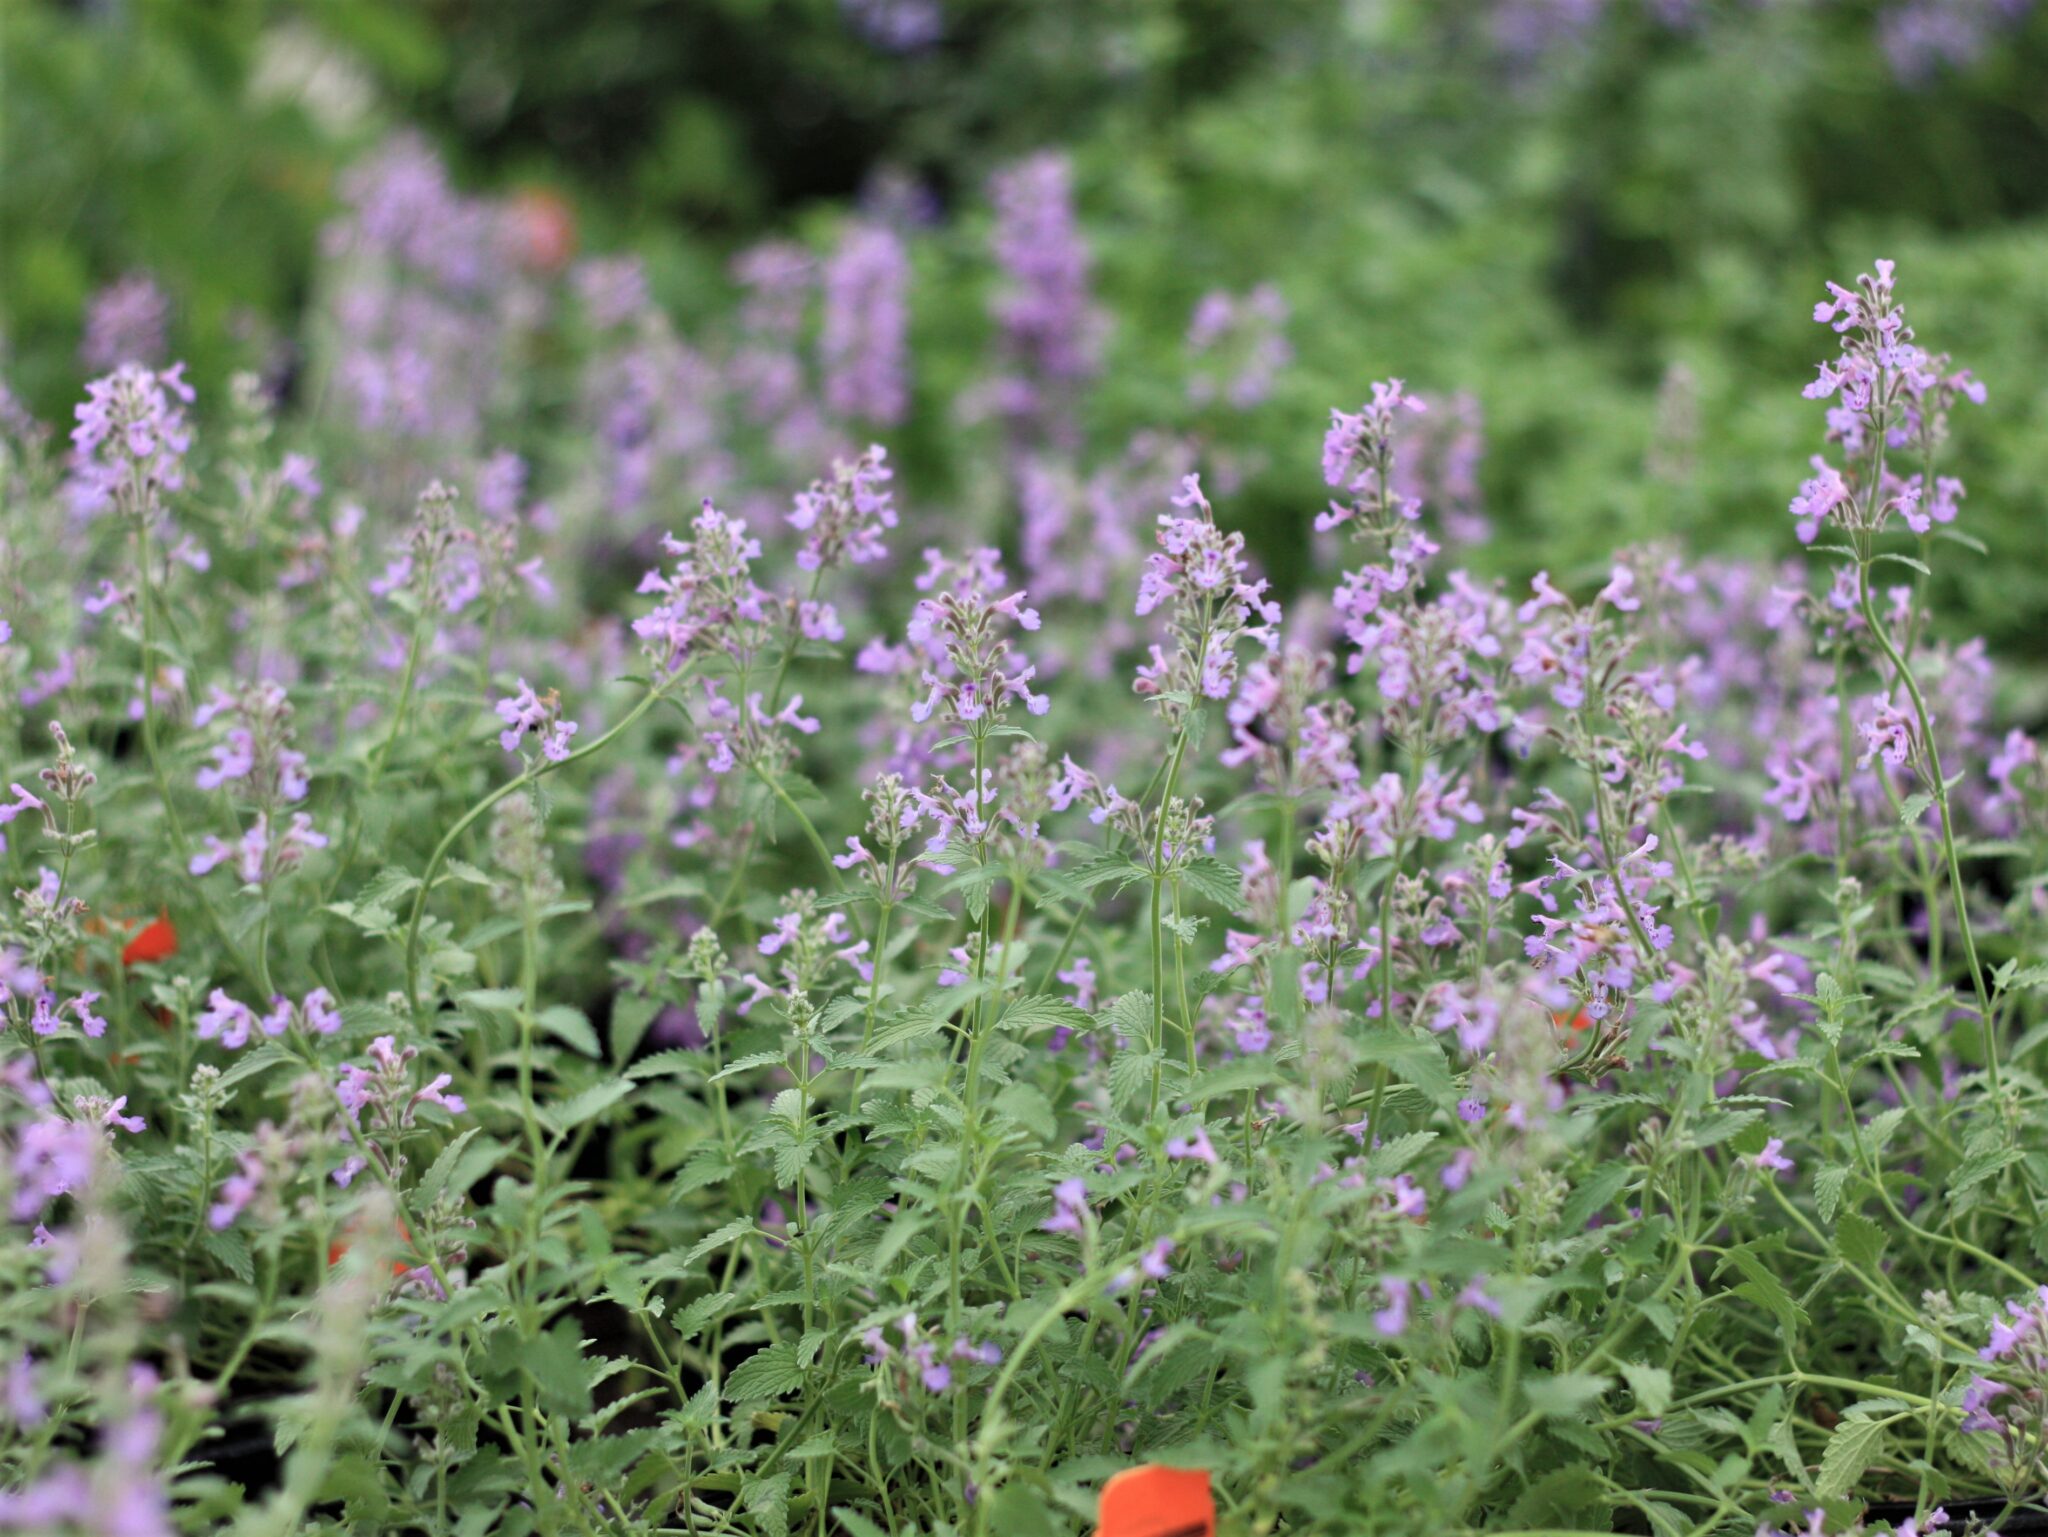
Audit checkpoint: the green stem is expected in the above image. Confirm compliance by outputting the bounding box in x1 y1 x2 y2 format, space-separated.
402 679 670 1016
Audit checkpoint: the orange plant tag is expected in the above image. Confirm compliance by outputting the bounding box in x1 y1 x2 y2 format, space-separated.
121 910 179 967
328 1216 416 1277
1096 1465 1215 1537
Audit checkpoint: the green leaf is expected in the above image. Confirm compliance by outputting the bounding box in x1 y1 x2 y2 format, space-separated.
1507 1465 1609 1531
1108 1046 1162 1111
1815 1415 1890 1500
668 1291 734 1342
684 1218 757 1266
711 1050 788 1081
1813 1165 1851 1224
1177 855 1245 907
627 1048 703 1081
997 995 1092 1036
1681 1110 1762 1150
1714 1242 1807 1335
360 864 423 908
1559 1163 1634 1231
1523 1372 1613 1420
538 1005 601 1057
1836 1211 1888 1273
1622 1362 1673 1418
538 1080 633 1135
723 1342 802 1402
213 1044 298 1093
992 1083 1057 1143
1098 991 1154 1042
524 1321 595 1420
458 988 525 1022
1351 1033 1454 1106
1953 1147 2024 1193
610 993 661 1065
867 1010 946 1053
418 1128 483 1205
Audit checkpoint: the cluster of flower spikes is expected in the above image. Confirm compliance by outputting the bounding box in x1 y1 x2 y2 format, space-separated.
820 221 910 427
573 260 730 520
729 240 842 475
319 1038 474 1301
784 443 897 653
985 151 1101 448
1050 752 1217 883
66 360 194 521
0 1359 172 1532
1132 471 1281 724
1959 1285 2048 1491
746 888 873 1010
633 499 772 674
5 1054 143 1228
321 132 530 448
862 1312 1001 1398
188 679 326 885
1201 842 1286 1056
1518 836 1677 1028
1756 263 2009 863
371 477 541 622
1524 556 1713 827
80 269 169 373
1322 381 1506 755
196 986 342 1052
832 770 957 900
854 549 1000 776
1220 645 1360 800
1012 432 1188 690
1791 257 1984 546
904 552 1049 733
1185 283 1292 411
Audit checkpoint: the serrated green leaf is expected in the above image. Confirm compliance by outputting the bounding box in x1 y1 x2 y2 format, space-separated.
1815 1415 1890 1500
1622 1362 1673 1418
723 1342 802 1402
1814 1164 1851 1224
538 1079 633 1134
997 994 1092 1036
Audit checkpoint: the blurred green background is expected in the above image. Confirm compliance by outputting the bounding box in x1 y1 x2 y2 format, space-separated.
4 0 2046 653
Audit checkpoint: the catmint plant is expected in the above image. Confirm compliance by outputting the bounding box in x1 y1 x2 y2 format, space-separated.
11 122 2048 1537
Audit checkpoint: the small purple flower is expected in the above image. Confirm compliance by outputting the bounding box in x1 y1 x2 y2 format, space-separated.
495 679 580 762
1373 1276 1412 1337
209 1147 267 1230
1858 697 1917 770
197 989 259 1050
1041 1176 1089 1234
303 987 343 1035
1458 1277 1504 1318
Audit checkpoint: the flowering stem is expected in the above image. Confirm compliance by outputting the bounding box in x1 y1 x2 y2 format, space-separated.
402 677 671 1017
1150 726 1190 1111
1853 560 2001 1101
747 763 846 889
321 611 430 904
130 498 261 988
